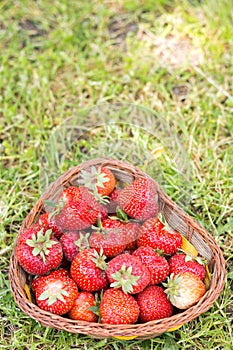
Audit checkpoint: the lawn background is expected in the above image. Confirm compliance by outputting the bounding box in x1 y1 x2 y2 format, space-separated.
0 0 232 349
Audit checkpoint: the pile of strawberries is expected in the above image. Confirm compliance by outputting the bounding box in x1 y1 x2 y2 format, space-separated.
16 165 208 325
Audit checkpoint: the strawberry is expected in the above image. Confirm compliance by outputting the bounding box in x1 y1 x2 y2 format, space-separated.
68 292 98 322
53 186 100 231
163 272 206 309
107 253 151 294
78 166 116 199
133 246 170 285
31 275 46 293
100 289 139 324
60 231 89 261
136 285 173 322
169 253 206 281
118 177 159 220
70 248 108 292
31 268 70 293
137 218 182 255
38 212 63 239
16 226 63 275
89 218 126 257
35 272 78 315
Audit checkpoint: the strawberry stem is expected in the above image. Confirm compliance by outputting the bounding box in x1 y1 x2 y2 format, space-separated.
26 229 57 263
91 248 108 271
110 264 140 294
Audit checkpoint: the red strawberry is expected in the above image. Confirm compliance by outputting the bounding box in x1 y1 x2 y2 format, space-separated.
89 218 126 257
38 212 63 239
17 223 41 244
16 226 63 275
31 268 70 293
78 166 116 198
118 177 159 220
133 246 170 285
169 253 206 281
35 272 78 315
70 248 108 292
107 253 151 294
68 292 98 322
137 218 182 255
136 285 173 322
163 272 206 309
53 186 100 231
100 289 139 324
60 231 89 261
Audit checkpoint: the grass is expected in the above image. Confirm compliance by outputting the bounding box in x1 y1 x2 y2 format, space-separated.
0 0 233 349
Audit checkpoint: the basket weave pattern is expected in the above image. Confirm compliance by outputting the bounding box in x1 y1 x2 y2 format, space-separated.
9 158 226 339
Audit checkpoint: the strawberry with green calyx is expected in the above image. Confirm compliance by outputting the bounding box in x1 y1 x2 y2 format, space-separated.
78 166 116 201
35 272 78 315
31 268 70 293
60 231 90 261
137 218 182 255
100 289 139 325
52 186 100 231
107 253 151 294
16 226 63 275
70 248 108 292
133 246 170 285
163 272 206 309
68 292 98 322
118 177 159 220
136 285 173 322
169 253 206 281
38 212 63 239
89 217 126 257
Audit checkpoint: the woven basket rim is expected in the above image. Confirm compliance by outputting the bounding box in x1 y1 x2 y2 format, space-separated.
9 157 226 339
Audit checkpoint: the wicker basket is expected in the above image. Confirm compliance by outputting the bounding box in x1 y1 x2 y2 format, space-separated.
9 158 226 339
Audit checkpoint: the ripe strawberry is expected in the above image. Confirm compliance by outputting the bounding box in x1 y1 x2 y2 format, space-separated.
100 289 139 324
107 253 151 294
16 226 63 275
118 177 159 220
133 246 170 285
70 248 108 292
78 166 116 198
137 218 182 255
163 272 206 309
53 186 100 231
35 272 78 315
60 231 89 261
136 285 173 322
169 253 206 281
89 218 126 257
31 268 70 293
68 292 98 322
38 212 63 239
